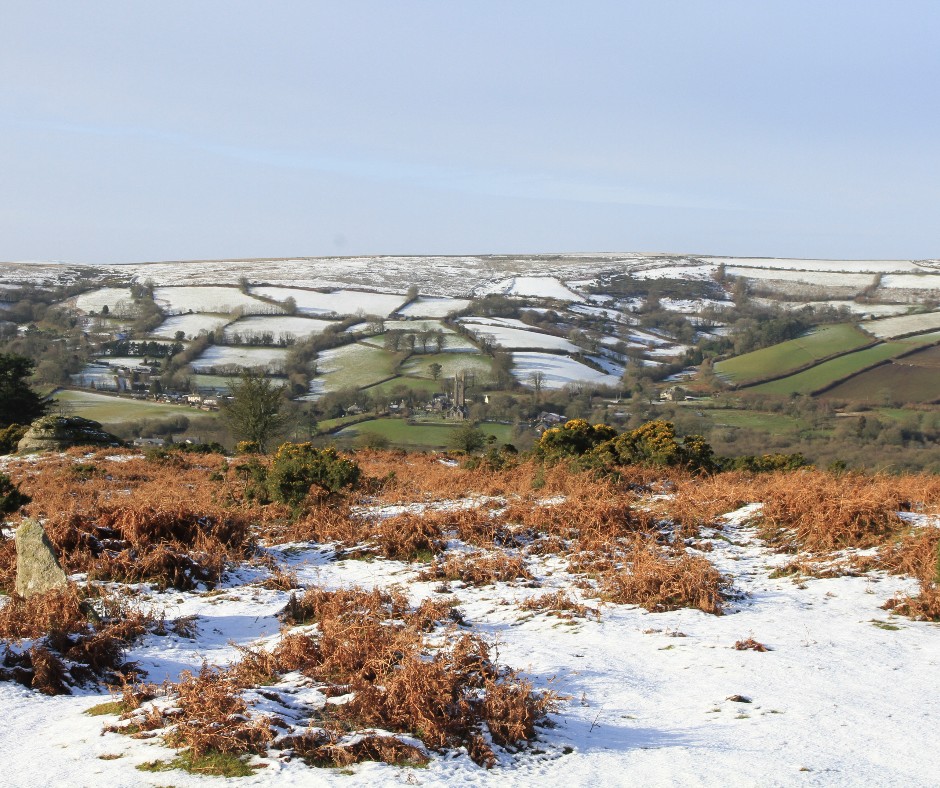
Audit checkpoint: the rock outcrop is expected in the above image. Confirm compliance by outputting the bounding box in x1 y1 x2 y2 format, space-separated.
16 415 121 453
14 519 68 597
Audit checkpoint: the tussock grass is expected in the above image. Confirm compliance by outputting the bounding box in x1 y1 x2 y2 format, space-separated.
119 586 556 769
0 586 154 694
600 541 727 615
419 551 535 586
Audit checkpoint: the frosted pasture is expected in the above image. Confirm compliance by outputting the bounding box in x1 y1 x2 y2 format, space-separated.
396 296 471 318
881 273 940 290
860 311 940 339
629 262 718 280
153 286 273 315
251 286 406 317
477 276 585 301
190 345 289 373
511 352 621 388
752 298 912 317
92 356 156 368
311 342 397 393
710 257 919 273
461 322 580 352
508 276 585 301
71 287 135 315
151 313 231 339
725 267 875 287
222 315 340 342
381 319 456 334
660 297 729 313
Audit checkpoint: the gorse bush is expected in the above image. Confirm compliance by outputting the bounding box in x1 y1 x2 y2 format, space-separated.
720 452 810 472
0 472 30 514
0 424 27 455
536 419 616 460
590 420 715 473
266 443 361 505
536 419 715 473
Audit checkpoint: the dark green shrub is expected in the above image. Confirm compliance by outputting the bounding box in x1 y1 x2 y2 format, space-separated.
720 453 810 472
590 420 716 473
535 419 617 461
0 424 27 455
0 473 30 514
267 443 360 505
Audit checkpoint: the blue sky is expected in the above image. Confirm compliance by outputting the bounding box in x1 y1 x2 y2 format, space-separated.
1 2 937 263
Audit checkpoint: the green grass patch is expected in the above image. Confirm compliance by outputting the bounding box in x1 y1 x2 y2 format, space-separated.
85 700 125 716
136 750 255 777
399 352 493 382
55 389 214 425
313 342 401 392
336 417 513 450
751 338 938 396
715 324 872 385
364 375 444 395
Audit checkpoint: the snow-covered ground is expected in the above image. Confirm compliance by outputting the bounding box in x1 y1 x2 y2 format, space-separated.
396 296 471 318
153 286 272 315
71 287 135 315
151 313 232 339
251 287 406 317
725 268 875 288
881 273 940 290
190 345 289 373
511 352 621 388
381 319 456 334
222 315 340 342
1 495 937 787
861 312 940 339
461 321 580 353
507 276 585 302
708 257 921 274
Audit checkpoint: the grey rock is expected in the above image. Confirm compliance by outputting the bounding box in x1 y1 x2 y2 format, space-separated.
15 518 69 597
17 415 121 453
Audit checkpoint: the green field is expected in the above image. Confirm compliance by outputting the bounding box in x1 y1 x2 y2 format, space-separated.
334 417 513 449
750 334 940 396
715 324 872 385
399 353 494 382
313 343 400 392
54 389 215 425
364 376 444 395
821 345 940 404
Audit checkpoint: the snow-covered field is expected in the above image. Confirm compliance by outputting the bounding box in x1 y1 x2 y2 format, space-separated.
222 315 340 342
190 345 289 373
381 319 455 334
881 273 940 290
2 484 936 787
861 311 940 339
461 321 580 353
251 287 406 317
71 287 135 315
709 257 921 273
153 286 273 315
511 352 621 388
725 268 875 288
752 298 912 318
397 296 471 318
151 313 232 339
507 276 585 302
